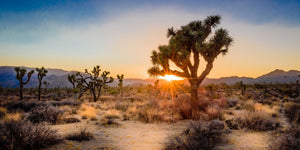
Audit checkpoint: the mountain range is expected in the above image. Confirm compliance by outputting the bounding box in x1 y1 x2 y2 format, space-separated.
0 66 299 88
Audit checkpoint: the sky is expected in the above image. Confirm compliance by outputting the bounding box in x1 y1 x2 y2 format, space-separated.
0 0 299 79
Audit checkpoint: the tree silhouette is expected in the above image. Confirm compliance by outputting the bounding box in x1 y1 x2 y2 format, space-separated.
117 74 124 100
68 74 77 89
76 66 114 102
36 67 48 100
148 15 233 118
15 67 34 100
43 81 49 94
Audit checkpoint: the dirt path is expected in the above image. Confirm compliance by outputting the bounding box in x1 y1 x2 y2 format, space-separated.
47 120 190 150
103 120 189 150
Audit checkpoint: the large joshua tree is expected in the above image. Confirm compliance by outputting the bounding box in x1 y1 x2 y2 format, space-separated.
148 15 233 118
15 67 34 100
76 66 114 102
36 67 48 100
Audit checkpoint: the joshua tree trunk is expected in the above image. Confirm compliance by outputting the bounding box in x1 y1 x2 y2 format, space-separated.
189 62 213 118
38 80 42 100
20 84 23 100
91 90 97 102
190 80 199 118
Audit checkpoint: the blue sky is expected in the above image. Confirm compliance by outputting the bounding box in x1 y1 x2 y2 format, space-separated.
0 0 300 78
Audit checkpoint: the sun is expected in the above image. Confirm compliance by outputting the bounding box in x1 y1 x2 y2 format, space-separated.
159 75 184 81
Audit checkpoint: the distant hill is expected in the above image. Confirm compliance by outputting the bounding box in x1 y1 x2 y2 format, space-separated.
0 66 77 88
0 66 299 88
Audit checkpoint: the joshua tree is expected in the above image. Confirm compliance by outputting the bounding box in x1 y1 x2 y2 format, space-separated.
117 74 124 100
43 81 49 93
76 66 114 102
240 81 247 95
36 67 48 100
148 15 233 118
15 67 34 100
68 74 77 89
68 73 79 100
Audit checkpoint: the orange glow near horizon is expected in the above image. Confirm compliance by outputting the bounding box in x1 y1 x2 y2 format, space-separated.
159 75 184 81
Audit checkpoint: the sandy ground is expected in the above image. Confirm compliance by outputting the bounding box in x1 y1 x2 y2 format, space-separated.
217 130 272 150
45 102 292 150
46 120 190 150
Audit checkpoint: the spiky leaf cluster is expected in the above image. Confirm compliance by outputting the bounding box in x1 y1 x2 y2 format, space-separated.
36 67 48 81
15 67 34 85
117 74 124 88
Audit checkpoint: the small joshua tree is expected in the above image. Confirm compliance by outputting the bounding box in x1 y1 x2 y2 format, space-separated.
76 66 114 102
68 74 78 100
68 74 76 89
240 81 246 95
117 74 124 100
43 81 49 94
154 79 160 95
36 67 48 100
15 67 34 100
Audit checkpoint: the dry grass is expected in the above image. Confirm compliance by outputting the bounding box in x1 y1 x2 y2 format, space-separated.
235 110 279 131
254 103 279 116
79 104 97 119
3 112 23 121
284 102 300 124
0 107 7 119
138 104 163 123
205 105 224 120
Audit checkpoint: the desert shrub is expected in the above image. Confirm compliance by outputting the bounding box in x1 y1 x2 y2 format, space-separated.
284 102 300 124
101 109 121 125
241 100 256 111
175 95 191 119
227 96 239 107
225 119 239 130
0 120 61 150
269 127 300 150
164 120 225 150
48 99 81 107
102 114 120 125
205 105 224 120
138 104 162 123
27 105 64 124
7 100 48 112
66 128 94 142
63 117 81 123
82 115 87 119
235 110 279 131
115 102 129 112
